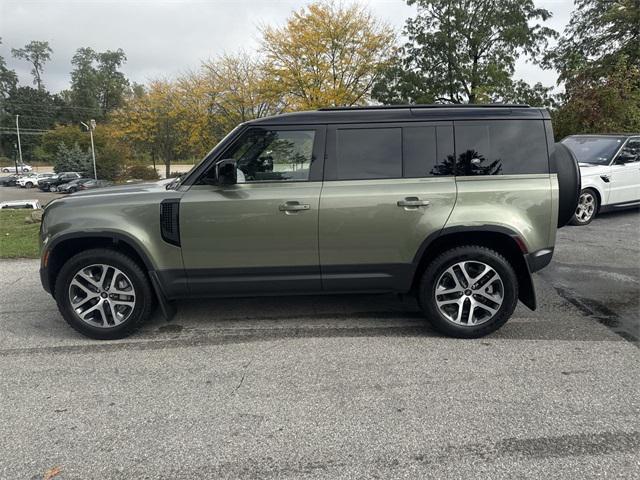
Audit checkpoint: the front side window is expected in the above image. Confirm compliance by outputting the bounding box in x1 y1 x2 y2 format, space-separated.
617 139 640 163
198 128 316 184
455 120 548 175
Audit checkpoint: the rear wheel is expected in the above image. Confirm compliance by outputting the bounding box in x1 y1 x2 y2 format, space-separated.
418 246 518 338
570 188 598 225
54 249 154 339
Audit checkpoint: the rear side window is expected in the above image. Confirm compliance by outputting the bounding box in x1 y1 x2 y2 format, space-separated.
403 126 455 177
454 120 548 175
335 128 402 180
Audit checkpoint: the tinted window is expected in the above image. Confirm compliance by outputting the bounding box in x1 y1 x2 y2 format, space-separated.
199 128 315 183
455 120 548 175
403 125 455 177
335 128 401 180
618 139 640 163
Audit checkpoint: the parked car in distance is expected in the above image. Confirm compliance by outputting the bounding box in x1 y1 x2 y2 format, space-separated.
38 172 82 192
76 179 114 191
57 178 94 193
0 199 41 209
39 104 581 340
0 174 20 187
17 173 55 189
562 134 640 225
1 163 32 173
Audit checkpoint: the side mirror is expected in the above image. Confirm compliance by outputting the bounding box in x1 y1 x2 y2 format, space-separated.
215 158 237 185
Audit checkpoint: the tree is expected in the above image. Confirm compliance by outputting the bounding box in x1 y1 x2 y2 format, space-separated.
53 142 92 175
552 58 640 140
110 80 181 177
373 0 556 104
261 0 395 108
0 38 18 99
545 0 640 138
96 49 129 113
0 86 63 160
545 0 640 82
69 47 101 120
11 40 52 90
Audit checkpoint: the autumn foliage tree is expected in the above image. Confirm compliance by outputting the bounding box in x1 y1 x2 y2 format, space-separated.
260 0 395 108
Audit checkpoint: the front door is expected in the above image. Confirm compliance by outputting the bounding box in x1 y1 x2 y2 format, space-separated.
609 138 640 204
180 125 326 296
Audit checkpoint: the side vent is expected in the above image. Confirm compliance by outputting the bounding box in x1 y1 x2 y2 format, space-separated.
160 198 181 246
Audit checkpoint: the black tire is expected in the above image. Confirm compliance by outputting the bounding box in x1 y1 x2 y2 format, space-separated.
569 188 599 226
418 245 518 338
54 248 154 339
25 181 33 189
50 185 57 192
2 168 8 173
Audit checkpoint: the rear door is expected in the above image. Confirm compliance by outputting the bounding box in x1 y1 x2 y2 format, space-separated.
319 122 457 292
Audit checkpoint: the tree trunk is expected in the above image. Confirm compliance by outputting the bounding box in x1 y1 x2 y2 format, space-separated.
165 160 171 179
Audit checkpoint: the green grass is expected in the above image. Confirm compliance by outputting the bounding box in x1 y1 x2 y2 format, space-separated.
0 210 40 258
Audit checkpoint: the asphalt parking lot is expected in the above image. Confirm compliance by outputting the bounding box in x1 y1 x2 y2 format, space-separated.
0 209 638 478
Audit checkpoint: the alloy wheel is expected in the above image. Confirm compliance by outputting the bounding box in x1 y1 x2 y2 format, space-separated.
68 264 136 328
575 192 596 223
435 261 504 326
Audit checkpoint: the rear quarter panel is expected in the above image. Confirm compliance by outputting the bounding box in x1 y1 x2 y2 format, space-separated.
448 174 554 253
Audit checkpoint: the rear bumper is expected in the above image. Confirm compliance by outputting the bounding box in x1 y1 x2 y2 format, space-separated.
525 248 554 273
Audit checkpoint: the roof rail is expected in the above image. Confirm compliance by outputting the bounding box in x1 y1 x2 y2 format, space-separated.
318 103 530 111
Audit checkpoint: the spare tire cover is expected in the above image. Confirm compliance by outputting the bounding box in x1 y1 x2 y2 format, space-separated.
552 142 581 228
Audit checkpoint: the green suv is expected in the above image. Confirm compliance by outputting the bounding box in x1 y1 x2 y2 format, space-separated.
40 105 580 339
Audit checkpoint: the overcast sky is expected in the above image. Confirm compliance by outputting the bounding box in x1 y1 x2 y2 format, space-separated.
0 0 574 94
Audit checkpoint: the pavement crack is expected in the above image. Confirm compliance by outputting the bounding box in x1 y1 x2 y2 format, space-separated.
230 342 281 396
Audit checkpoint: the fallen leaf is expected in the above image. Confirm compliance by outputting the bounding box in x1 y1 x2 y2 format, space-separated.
43 466 62 480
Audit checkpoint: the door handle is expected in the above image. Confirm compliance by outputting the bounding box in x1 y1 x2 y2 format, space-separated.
279 201 310 214
397 197 430 208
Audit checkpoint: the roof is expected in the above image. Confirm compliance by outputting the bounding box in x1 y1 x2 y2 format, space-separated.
564 133 640 138
248 104 549 126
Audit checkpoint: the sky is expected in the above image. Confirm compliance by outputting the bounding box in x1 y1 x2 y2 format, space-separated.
0 0 574 94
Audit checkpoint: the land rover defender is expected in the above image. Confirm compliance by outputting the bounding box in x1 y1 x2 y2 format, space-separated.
39 105 580 339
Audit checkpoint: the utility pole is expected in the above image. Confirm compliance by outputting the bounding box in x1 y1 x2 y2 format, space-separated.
81 120 97 179
15 115 23 172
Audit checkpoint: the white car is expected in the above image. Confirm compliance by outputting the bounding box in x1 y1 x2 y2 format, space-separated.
17 173 54 189
0 199 41 209
562 134 640 225
2 163 32 173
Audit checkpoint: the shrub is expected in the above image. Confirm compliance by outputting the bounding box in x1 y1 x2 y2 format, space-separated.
121 165 160 181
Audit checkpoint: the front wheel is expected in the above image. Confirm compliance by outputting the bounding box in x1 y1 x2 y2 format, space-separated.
418 246 518 338
54 249 154 339
50 185 58 192
25 182 33 189
570 188 598 226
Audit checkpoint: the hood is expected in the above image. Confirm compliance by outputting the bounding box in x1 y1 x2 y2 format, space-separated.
579 163 610 176
69 179 171 198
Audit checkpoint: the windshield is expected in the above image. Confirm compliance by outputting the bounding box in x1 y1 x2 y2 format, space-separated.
562 136 625 165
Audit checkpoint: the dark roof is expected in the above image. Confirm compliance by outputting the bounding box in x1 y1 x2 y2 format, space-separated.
248 104 549 126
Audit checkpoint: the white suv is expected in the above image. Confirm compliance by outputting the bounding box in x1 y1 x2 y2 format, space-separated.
17 173 54 189
562 134 640 225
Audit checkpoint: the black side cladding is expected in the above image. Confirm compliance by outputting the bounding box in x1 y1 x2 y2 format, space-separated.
551 143 581 228
160 198 181 246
